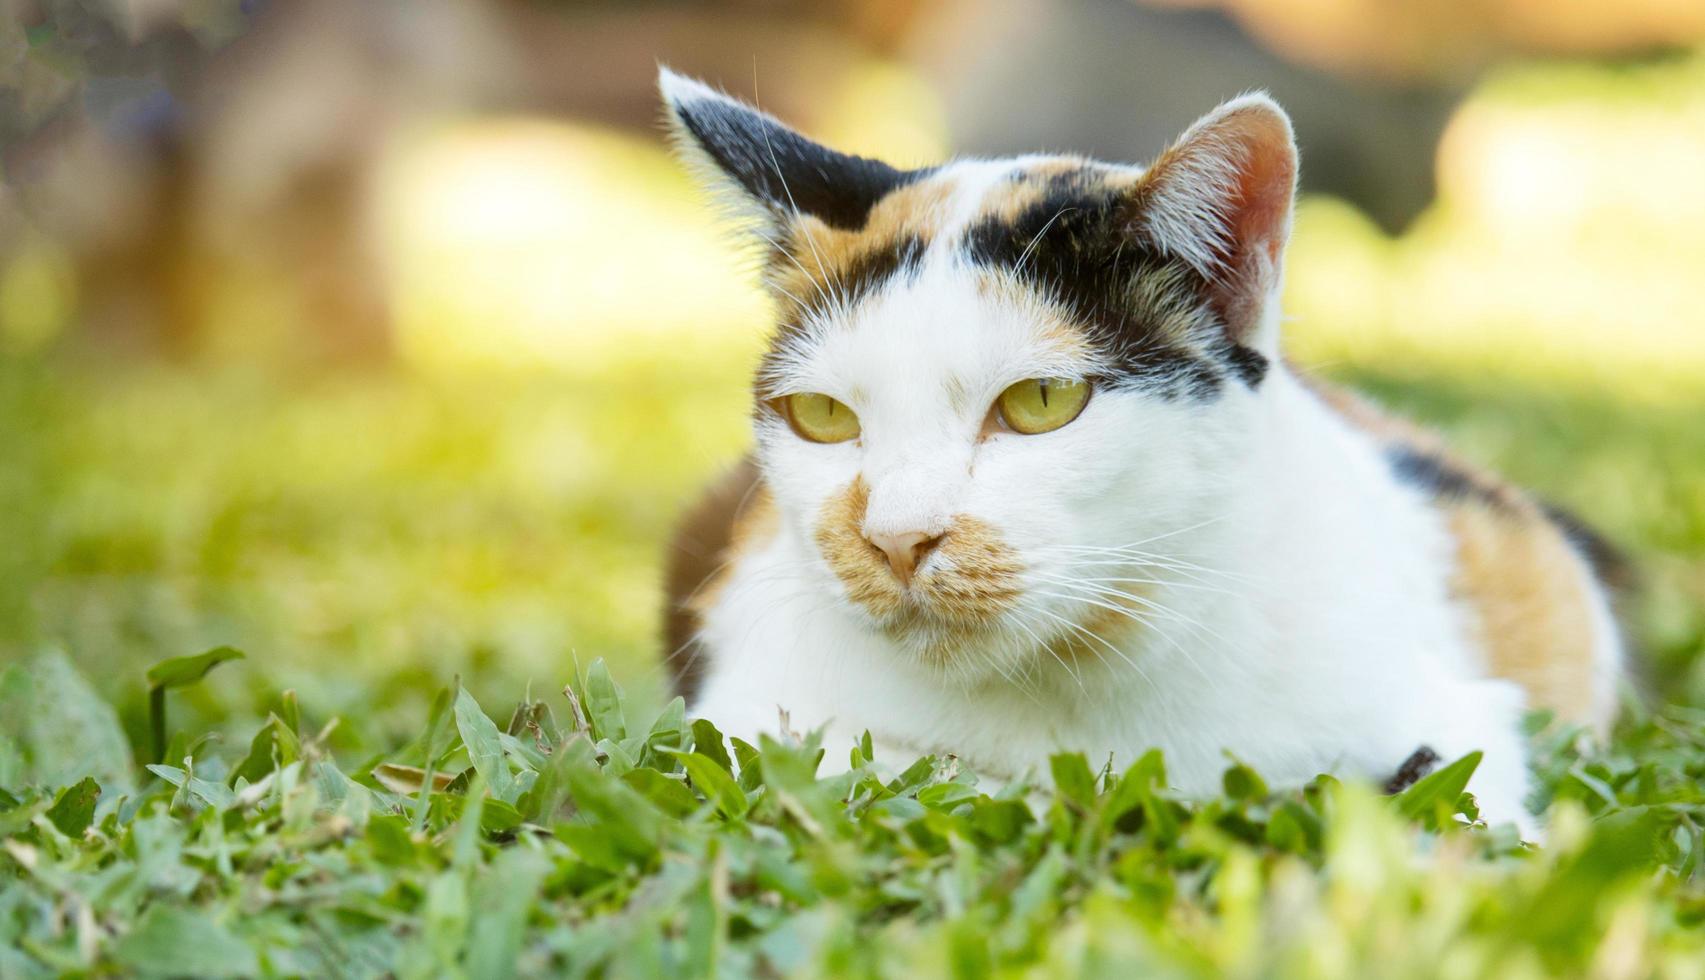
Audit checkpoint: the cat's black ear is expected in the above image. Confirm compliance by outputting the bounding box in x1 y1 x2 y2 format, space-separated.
1129 94 1298 342
659 68 918 233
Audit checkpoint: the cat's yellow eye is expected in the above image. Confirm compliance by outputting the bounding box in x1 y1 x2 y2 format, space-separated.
783 392 861 444
995 378 1091 435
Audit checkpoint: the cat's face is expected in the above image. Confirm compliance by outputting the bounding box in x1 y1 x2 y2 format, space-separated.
663 71 1297 681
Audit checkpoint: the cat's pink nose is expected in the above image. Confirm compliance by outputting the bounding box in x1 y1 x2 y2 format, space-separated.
866 529 945 588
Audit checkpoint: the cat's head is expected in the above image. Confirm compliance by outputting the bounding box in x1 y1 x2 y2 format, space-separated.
662 69 1296 680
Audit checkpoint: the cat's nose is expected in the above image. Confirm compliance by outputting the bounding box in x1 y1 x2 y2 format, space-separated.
866 529 945 588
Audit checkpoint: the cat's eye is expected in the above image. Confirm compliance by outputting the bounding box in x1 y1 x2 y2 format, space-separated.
995 378 1091 435
782 392 861 444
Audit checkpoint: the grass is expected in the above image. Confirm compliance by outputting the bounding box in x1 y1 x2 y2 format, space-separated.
2 649 1703 977
1 339 1703 976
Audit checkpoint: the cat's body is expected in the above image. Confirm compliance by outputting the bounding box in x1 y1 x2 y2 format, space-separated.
657 70 1624 830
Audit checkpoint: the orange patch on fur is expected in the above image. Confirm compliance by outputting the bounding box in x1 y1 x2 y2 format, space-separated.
815 479 905 618
814 479 1025 651
923 515 1027 622
1447 502 1601 725
973 157 1140 227
769 175 957 315
1309 378 1610 726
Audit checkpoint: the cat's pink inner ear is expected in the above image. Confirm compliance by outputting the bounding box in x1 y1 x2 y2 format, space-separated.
1133 95 1298 340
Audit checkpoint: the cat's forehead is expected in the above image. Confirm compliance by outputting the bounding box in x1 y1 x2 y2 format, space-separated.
873 155 1142 240
764 156 1141 309
755 161 1084 396
757 155 1233 401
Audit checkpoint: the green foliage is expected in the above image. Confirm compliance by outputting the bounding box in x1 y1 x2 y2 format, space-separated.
0 650 132 793
1395 750 1481 828
145 645 248 690
43 776 99 837
147 645 246 764
2 654 1703 978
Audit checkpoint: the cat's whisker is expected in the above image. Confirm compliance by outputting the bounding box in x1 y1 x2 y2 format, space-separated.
1034 565 1220 622
668 543 809 620
746 87 854 325
1035 542 1235 571
1039 543 1217 563
750 80 833 289
1038 541 1227 566
1045 577 1243 681
985 653 1046 706
1029 586 1171 635
1069 530 1223 552
1044 553 1258 588
1025 602 1155 689
1059 515 1232 552
749 231 819 311
1029 585 1218 685
693 560 831 667
1038 575 1229 646
1009 607 1086 695
1015 206 1077 274
1039 571 1241 598
1032 565 1251 612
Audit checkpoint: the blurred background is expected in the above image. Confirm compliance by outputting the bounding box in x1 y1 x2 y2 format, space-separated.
2 0 1703 755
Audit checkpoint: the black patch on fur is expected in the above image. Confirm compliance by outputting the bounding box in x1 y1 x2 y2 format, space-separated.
824 234 928 310
768 233 927 320
960 167 1265 398
1387 446 1632 594
1390 446 1636 638
1386 445 1508 510
1382 746 1440 794
673 94 925 231
1224 344 1270 387
760 235 928 378
1098 346 1226 400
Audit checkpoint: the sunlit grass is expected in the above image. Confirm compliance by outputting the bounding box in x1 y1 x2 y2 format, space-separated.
0 347 758 753
0 234 74 356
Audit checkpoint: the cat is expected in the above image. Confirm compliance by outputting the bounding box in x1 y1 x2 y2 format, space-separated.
655 68 1626 832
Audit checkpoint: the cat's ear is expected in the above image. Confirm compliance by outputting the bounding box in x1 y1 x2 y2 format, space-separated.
1129 94 1298 343
658 67 917 233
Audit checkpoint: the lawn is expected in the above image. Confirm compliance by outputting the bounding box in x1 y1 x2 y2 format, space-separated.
2 331 1703 975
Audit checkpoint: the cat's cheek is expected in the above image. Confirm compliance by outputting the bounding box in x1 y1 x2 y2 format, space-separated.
964 420 1119 546
760 440 864 538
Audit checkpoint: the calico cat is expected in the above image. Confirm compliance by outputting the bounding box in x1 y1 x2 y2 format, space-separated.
656 68 1625 831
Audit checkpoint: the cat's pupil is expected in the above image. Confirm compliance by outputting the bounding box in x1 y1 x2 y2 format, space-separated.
1040 382 1050 408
